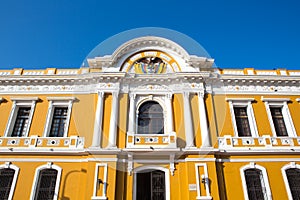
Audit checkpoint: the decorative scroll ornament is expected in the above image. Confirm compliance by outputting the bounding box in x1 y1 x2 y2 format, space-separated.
133 57 167 74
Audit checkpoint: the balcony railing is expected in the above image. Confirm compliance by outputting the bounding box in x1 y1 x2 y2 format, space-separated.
218 135 300 149
0 136 84 149
126 132 177 148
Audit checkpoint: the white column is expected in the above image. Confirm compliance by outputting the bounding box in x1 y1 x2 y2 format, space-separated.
127 93 136 134
92 91 104 147
165 93 174 133
198 91 211 147
183 92 195 148
107 91 119 148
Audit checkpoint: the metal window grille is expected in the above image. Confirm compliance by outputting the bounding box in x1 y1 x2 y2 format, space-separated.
49 107 68 137
136 170 165 200
245 169 267 200
0 168 15 200
286 168 300 200
11 107 31 137
270 107 288 136
138 101 164 134
234 107 251 137
34 169 58 200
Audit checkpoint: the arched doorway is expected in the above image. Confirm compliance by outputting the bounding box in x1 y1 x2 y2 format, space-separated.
134 167 169 200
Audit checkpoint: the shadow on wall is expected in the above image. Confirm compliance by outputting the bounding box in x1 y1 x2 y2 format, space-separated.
60 168 87 200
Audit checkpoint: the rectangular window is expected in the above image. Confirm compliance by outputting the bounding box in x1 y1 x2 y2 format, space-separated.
270 107 288 137
234 107 251 137
49 107 68 137
227 98 258 137
11 107 31 137
5 97 39 137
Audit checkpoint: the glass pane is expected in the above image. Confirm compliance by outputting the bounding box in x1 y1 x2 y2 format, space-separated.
270 107 288 136
138 101 164 134
245 169 266 200
11 107 31 137
49 107 68 137
234 107 251 137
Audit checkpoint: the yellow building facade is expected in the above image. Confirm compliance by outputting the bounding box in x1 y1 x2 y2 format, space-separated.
0 30 299 200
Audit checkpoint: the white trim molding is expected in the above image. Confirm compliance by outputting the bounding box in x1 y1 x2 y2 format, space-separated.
0 162 19 200
91 163 108 200
226 98 258 137
4 97 39 137
133 165 170 200
240 163 272 200
43 97 77 137
195 163 212 200
30 162 62 200
262 97 296 137
281 162 300 200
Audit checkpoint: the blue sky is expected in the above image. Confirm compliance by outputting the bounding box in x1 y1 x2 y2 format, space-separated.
0 0 300 70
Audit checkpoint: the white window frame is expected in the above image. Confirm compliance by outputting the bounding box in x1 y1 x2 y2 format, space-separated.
30 162 62 200
0 162 19 200
226 98 258 137
240 162 272 200
5 97 39 137
262 97 296 137
281 162 300 200
133 165 170 200
91 163 108 200
43 97 76 137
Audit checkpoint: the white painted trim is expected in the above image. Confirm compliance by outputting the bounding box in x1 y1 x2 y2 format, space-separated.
43 98 75 137
240 163 272 200
217 158 300 163
195 163 212 199
0 162 19 200
281 162 300 200
5 98 38 137
263 100 296 137
261 97 290 102
92 163 108 200
133 165 170 200
30 163 62 200
227 99 258 137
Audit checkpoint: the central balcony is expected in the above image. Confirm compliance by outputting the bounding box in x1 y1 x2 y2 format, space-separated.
126 132 177 148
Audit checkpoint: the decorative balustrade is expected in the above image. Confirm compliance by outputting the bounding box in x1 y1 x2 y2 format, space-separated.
126 132 177 148
218 135 300 149
0 136 84 149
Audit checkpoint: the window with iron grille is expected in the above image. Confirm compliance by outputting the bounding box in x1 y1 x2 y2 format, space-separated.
34 169 58 200
138 101 164 134
286 168 300 199
245 169 267 200
0 168 15 200
270 107 288 137
11 107 31 137
49 107 68 137
234 107 251 137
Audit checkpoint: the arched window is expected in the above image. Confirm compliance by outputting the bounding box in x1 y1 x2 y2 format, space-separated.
34 169 58 200
282 163 300 199
31 163 62 200
284 168 300 199
240 163 271 200
0 168 16 200
138 101 164 134
244 169 266 200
